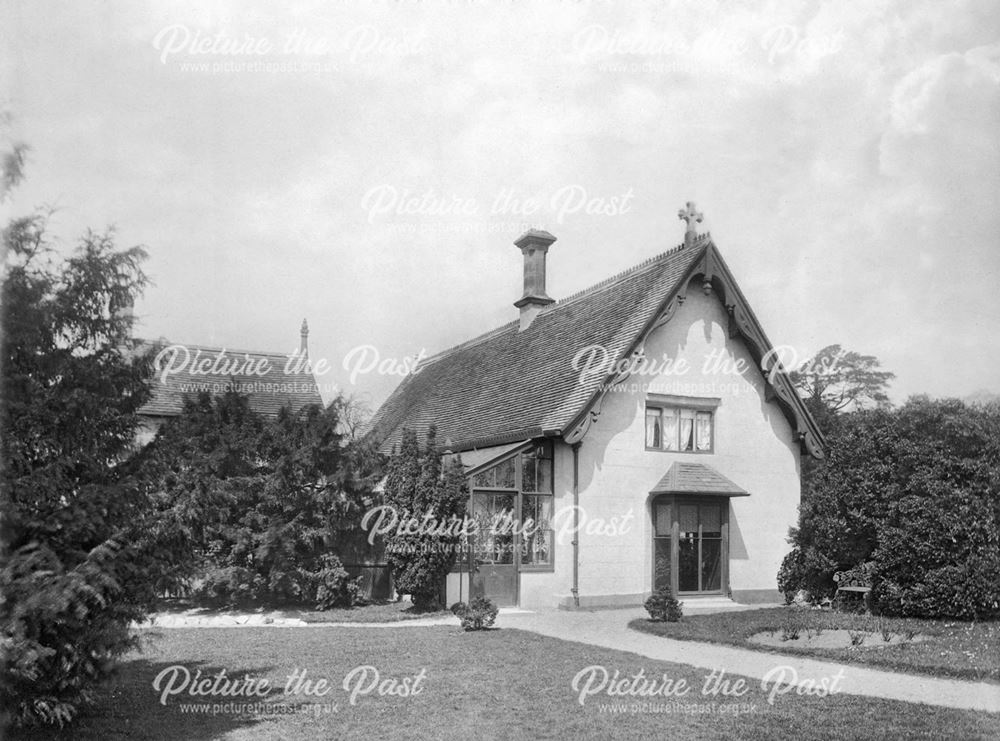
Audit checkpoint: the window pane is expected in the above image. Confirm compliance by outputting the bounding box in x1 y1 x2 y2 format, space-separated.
521 455 537 492
493 494 515 564
472 468 495 488
497 457 516 488
654 538 671 591
701 504 722 537
535 456 552 493
473 457 521 489
679 504 699 537
645 409 661 448
521 494 553 565
701 539 722 591
662 409 678 450
678 537 698 591
679 409 695 451
654 503 672 536
696 412 712 451
471 493 514 564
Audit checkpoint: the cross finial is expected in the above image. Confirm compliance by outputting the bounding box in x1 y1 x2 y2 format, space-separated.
678 201 703 247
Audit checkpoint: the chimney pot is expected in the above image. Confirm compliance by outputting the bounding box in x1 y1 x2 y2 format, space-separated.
513 229 556 331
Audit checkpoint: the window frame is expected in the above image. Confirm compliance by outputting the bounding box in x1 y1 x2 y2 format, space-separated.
644 395 720 454
466 441 556 574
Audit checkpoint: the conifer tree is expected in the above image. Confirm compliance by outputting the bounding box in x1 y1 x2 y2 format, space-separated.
383 427 468 610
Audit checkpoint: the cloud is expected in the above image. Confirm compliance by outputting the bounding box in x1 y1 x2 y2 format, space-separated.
6 0 999 404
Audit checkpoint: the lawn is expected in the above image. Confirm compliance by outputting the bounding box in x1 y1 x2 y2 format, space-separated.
152 598 452 624
630 607 1000 682
298 599 452 624
11 626 1000 740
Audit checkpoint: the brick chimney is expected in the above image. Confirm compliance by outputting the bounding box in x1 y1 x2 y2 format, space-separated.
513 229 556 331
300 318 309 357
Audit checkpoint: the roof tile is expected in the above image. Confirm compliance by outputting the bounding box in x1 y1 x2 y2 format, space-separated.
137 341 323 418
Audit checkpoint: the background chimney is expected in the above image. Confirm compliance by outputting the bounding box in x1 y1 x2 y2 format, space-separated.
513 229 556 331
300 318 309 357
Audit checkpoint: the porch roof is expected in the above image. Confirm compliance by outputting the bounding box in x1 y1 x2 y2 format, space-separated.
650 462 749 497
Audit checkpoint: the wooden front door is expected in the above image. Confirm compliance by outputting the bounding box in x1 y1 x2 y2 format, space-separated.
470 491 518 606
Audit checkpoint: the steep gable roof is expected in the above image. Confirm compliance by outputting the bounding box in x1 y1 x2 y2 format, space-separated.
368 234 825 458
137 341 323 418
368 239 705 452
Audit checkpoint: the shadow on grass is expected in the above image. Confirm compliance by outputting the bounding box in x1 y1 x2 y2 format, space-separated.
9 658 279 741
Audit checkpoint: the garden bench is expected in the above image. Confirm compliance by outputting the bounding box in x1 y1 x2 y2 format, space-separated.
833 562 874 613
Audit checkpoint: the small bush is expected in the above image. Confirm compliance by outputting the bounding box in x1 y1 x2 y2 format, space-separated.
193 566 264 607
780 616 802 641
644 587 683 622
191 556 362 611
314 555 363 611
777 548 837 605
451 597 498 631
874 616 894 643
848 629 867 646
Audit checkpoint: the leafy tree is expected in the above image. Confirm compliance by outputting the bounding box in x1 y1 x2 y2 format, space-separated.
0 212 170 727
790 344 895 431
135 390 371 607
383 427 468 610
780 397 1000 619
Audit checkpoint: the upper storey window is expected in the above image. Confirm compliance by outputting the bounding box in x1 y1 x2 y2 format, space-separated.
645 399 717 453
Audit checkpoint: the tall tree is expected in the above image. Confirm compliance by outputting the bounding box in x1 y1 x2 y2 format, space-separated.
382 427 468 610
790 344 895 431
0 212 169 727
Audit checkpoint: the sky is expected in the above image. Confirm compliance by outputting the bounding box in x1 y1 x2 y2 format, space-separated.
3 0 999 411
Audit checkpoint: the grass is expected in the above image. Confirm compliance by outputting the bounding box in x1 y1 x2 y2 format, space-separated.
298 600 452 624
11 626 1000 740
154 598 452 624
630 607 1000 682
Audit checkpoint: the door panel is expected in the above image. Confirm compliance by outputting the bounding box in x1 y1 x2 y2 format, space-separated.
678 536 699 592
701 539 722 592
470 492 517 606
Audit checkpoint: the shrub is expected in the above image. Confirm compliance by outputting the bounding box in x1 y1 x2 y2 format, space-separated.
779 612 805 641
778 548 837 605
314 555 363 610
644 587 683 622
383 427 468 611
451 597 499 631
782 398 1000 620
138 392 374 611
193 566 264 607
190 556 363 611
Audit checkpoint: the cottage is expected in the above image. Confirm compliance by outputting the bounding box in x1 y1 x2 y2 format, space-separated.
368 205 824 609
